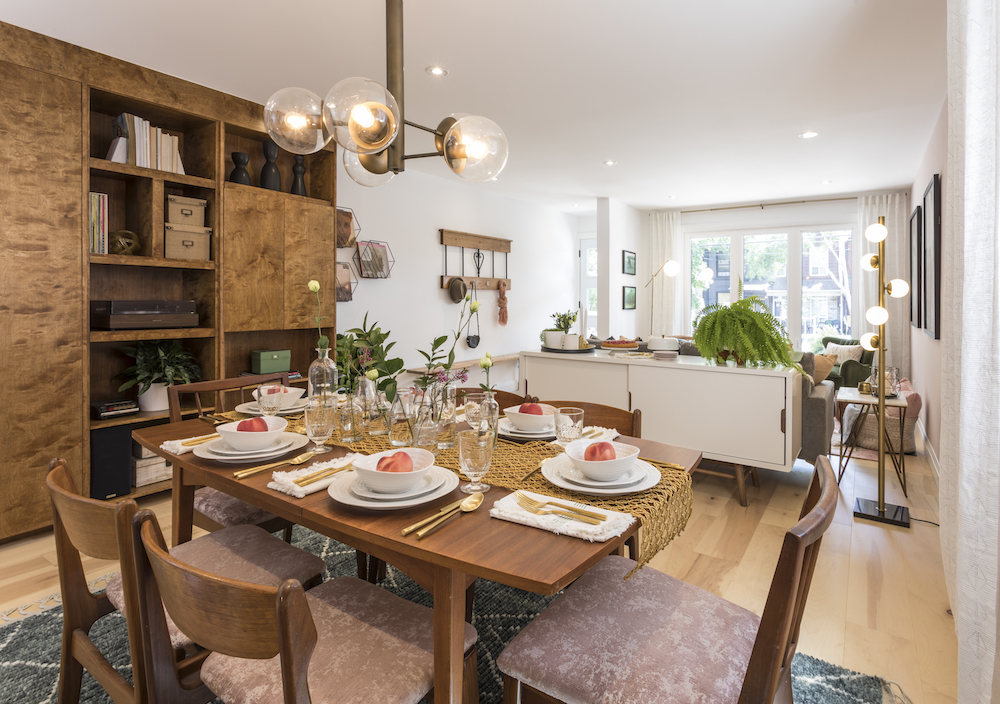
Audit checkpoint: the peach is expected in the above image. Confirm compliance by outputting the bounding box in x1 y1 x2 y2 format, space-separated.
584 442 616 462
377 452 414 473
237 417 269 432
520 403 544 415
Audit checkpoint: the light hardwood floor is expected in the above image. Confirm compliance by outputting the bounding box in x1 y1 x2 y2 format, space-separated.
1 449 956 703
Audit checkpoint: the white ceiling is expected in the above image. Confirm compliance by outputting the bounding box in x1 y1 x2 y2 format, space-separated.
1 0 946 213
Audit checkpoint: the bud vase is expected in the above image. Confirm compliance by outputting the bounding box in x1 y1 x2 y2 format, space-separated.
389 388 414 447
437 382 457 449
308 348 338 399
481 390 500 438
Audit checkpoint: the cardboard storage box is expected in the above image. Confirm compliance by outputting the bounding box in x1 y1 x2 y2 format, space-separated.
166 195 207 227
252 349 291 374
131 456 172 487
165 222 212 260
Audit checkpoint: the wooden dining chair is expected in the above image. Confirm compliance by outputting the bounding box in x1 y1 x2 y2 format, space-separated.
497 455 838 704
537 400 642 437
133 508 481 704
168 373 296 542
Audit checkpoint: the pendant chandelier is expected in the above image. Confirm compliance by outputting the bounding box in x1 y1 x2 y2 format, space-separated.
262 0 509 187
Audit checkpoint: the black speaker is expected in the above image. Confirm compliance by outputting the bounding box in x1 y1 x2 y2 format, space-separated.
90 425 132 500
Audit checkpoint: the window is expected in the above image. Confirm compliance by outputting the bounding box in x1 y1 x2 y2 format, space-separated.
690 237 730 321
579 238 598 338
801 230 852 352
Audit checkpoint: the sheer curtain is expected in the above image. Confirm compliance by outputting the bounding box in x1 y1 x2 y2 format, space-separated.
938 1 1000 702
649 211 683 336
857 193 911 378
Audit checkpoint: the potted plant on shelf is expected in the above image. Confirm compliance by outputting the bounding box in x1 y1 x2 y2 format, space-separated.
114 340 202 412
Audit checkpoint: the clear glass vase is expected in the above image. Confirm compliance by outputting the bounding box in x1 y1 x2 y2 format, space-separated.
308 348 338 399
368 389 390 436
437 382 457 450
413 404 439 457
481 390 500 438
389 388 414 447
338 395 363 443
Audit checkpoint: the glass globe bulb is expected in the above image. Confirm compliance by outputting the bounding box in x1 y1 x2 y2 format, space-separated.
888 278 909 298
443 115 509 182
262 87 331 155
323 78 400 154
343 149 393 187
663 260 681 277
865 222 888 242
861 253 879 272
866 306 889 326
860 332 879 351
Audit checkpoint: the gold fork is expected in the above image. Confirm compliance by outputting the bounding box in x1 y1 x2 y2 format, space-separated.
233 451 316 479
514 490 607 521
515 496 602 525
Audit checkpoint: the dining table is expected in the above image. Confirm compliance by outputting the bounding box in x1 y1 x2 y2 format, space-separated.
133 418 700 704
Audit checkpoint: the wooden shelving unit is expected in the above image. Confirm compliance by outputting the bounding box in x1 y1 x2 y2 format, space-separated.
90 253 215 270
89 158 217 189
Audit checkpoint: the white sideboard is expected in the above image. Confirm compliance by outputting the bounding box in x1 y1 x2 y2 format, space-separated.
520 350 802 473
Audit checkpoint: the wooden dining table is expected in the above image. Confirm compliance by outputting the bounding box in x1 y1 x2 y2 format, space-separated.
133 419 701 704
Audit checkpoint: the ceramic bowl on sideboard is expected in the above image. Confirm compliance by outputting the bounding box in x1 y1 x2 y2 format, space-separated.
564 439 640 482
352 448 435 494
503 403 557 432
216 416 288 451
251 385 306 409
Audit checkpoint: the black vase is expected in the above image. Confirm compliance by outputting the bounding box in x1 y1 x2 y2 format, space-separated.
290 154 306 196
260 139 281 191
229 151 251 185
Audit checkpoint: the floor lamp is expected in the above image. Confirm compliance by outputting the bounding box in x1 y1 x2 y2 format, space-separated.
854 216 911 528
645 260 680 336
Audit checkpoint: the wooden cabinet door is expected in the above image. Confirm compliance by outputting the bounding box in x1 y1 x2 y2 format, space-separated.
223 184 284 331
283 199 336 331
0 61 84 538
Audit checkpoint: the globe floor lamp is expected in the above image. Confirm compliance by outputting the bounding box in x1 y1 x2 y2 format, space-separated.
854 216 911 528
645 260 680 335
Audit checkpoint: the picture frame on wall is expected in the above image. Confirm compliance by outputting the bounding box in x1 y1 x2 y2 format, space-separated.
922 174 941 339
335 261 354 302
909 206 922 327
623 286 636 310
622 250 636 275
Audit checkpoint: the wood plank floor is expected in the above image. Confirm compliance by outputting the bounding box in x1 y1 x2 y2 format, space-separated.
1 448 957 703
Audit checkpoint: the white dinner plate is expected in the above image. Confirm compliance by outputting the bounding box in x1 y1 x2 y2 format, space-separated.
234 400 308 416
327 466 458 510
350 471 446 501
204 435 295 457
559 460 646 489
193 432 309 463
498 418 555 437
542 454 660 496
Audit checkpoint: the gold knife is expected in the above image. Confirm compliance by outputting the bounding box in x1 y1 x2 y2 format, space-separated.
401 498 468 536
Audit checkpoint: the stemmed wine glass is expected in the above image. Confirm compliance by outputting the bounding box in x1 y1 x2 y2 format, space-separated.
304 396 335 454
458 428 494 494
257 383 284 417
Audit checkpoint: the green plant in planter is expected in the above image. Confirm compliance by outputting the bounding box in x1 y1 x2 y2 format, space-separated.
550 310 578 333
114 340 202 394
692 279 798 369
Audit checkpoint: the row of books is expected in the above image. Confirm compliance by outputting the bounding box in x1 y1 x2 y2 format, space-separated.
89 192 109 254
108 112 185 174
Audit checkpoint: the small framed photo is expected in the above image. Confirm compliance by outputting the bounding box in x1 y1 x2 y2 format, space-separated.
623 286 636 310
909 206 922 327
622 250 636 275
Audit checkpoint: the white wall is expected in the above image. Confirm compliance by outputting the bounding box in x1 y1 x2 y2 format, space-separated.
336 166 577 391
596 198 644 339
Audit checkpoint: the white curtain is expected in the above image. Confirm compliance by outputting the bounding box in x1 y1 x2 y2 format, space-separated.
939 2 1000 702
858 194 911 378
649 211 684 336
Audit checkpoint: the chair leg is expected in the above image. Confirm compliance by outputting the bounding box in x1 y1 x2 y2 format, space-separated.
466 580 476 624
749 467 760 487
503 674 520 704
734 463 748 507
57 631 84 704
462 647 479 704
356 551 369 580
282 524 294 543
367 557 384 583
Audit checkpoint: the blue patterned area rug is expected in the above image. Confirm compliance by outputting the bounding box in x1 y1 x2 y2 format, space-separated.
0 528 888 704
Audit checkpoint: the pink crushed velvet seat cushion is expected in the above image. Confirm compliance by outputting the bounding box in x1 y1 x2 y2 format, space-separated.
200 576 477 704
106 524 325 650
496 555 761 704
194 486 278 526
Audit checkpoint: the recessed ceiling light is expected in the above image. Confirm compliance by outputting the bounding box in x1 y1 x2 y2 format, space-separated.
821 180 833 185
425 66 448 76
603 160 617 166
799 131 819 139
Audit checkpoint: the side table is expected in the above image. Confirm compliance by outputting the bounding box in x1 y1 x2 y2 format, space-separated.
836 387 908 496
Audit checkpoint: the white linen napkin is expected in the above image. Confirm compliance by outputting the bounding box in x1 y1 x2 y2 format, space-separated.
160 434 218 455
551 426 619 448
267 453 363 499
489 490 634 542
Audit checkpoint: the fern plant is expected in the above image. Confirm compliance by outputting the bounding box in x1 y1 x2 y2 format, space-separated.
692 279 797 369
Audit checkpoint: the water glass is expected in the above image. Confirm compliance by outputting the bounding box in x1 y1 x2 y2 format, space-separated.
555 407 585 443
304 397 336 453
458 429 494 494
257 383 284 417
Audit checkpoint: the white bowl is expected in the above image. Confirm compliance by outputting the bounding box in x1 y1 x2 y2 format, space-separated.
216 416 288 451
503 403 557 432
353 448 436 494
565 439 640 482
252 385 306 409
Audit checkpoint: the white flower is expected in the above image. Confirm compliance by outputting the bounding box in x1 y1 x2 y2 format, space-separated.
470 301 481 313
308 280 321 293
365 369 379 381
485 352 492 359
479 356 492 369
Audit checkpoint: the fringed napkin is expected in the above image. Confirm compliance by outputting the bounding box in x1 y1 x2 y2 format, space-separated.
489 490 634 542
267 453 362 499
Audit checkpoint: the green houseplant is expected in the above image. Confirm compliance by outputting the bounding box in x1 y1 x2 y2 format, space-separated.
114 340 202 411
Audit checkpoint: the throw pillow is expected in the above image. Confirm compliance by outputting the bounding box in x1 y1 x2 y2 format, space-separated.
813 354 836 384
824 342 863 364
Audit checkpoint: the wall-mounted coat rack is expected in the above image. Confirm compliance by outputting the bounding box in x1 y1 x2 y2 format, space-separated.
439 229 512 291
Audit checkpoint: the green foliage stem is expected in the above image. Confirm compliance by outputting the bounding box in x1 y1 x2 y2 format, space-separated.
113 340 202 395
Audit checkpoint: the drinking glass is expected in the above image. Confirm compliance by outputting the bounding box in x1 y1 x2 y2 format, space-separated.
458 428 494 494
463 392 485 429
257 383 284 417
555 407 585 443
304 397 335 453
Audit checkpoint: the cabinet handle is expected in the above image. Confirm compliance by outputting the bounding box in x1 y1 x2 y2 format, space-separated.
780 408 786 434
181 208 193 216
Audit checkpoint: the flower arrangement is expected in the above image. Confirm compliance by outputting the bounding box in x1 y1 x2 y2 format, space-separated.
551 310 578 333
346 314 405 401
308 279 329 349
478 353 494 391
416 295 480 389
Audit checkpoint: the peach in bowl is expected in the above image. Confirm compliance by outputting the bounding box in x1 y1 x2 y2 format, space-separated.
565 439 640 482
353 448 436 494
502 403 557 432
216 416 288 451
251 385 306 409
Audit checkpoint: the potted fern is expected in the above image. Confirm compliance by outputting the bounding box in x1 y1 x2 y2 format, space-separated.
114 340 202 411
692 279 797 369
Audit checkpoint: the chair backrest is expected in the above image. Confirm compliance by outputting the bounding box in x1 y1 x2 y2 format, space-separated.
738 456 838 703
457 387 537 410
134 509 318 704
167 372 292 423
536 400 641 438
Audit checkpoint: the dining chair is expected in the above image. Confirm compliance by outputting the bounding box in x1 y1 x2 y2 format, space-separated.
457 387 538 411
133 508 481 704
46 459 325 704
536 400 641 437
168 373 296 542
497 455 838 704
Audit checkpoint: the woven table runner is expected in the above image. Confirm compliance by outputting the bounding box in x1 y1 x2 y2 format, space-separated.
215 411 693 572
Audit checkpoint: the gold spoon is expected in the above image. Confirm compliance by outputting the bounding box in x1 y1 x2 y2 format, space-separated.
232 451 316 479
416 493 484 539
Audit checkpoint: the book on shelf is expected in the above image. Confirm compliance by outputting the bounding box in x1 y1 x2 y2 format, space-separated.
110 112 185 174
89 191 108 254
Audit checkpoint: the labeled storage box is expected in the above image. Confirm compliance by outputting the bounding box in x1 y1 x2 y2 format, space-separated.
165 222 212 261
166 195 207 227
252 349 291 374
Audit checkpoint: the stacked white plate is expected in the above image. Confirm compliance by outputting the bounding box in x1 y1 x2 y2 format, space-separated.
192 432 309 463
652 350 678 361
498 417 555 440
541 454 660 496
234 400 309 416
327 466 459 510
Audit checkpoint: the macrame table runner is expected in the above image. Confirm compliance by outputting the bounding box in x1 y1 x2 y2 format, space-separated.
216 411 693 571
